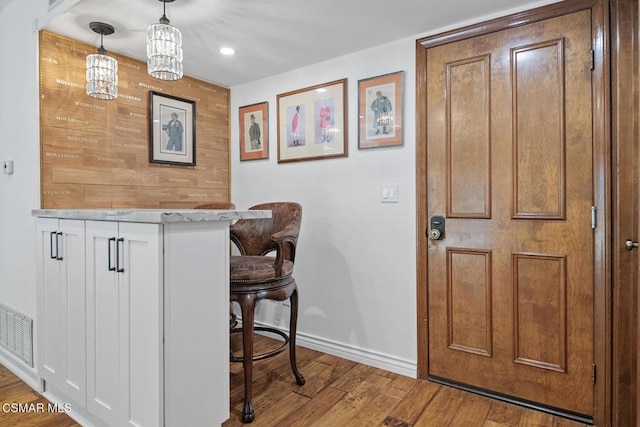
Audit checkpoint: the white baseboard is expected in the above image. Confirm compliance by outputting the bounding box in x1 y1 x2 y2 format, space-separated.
0 347 40 391
252 320 417 378
296 331 417 378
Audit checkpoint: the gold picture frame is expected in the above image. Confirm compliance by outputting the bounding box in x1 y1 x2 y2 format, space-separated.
239 101 269 161
277 78 348 163
358 71 404 149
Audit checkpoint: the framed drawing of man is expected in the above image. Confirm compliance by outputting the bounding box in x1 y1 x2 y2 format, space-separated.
358 71 404 149
149 91 196 165
239 102 269 161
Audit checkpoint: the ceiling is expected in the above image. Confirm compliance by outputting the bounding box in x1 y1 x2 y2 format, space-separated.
40 0 558 88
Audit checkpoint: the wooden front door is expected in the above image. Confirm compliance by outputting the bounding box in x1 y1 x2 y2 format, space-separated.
425 10 594 417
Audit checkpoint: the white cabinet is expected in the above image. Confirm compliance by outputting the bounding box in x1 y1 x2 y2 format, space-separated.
85 220 162 427
34 210 244 427
36 218 86 407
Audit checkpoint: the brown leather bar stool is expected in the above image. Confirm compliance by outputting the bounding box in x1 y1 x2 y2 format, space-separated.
229 202 305 423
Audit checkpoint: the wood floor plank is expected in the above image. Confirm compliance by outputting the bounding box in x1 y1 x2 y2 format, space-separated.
315 352 343 365
0 380 41 403
0 364 23 388
484 420 515 427
330 363 377 393
553 417 589 427
310 381 381 426
342 391 402 426
413 386 465 426
273 386 346 427
448 393 493 427
389 374 419 393
386 378 441 425
518 408 555 426
381 415 412 426
317 356 359 388
362 372 408 399
486 400 523 426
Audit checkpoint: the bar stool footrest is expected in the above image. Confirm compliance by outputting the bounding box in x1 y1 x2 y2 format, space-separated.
230 326 290 362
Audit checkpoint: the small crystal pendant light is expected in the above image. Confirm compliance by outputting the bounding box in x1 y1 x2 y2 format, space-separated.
86 22 118 100
147 0 183 81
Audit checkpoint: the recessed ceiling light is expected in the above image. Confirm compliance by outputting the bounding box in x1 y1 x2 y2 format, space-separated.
220 47 236 56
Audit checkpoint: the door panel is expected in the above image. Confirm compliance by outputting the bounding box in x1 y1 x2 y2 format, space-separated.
512 253 566 372
446 55 491 219
36 219 85 406
427 10 593 416
512 40 566 219
59 220 86 405
447 248 492 357
118 222 162 427
86 220 119 426
36 218 61 382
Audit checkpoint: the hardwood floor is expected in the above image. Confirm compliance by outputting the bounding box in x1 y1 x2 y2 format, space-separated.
225 335 588 426
0 335 590 426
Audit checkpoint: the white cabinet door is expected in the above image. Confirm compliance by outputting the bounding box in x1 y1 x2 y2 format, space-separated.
36 218 61 386
86 220 119 427
118 222 162 427
86 221 162 427
36 218 86 406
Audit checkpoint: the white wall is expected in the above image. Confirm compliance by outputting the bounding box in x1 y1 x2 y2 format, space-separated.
231 38 418 375
0 0 48 381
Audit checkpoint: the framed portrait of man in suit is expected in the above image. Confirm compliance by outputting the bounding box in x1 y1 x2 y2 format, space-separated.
149 91 196 166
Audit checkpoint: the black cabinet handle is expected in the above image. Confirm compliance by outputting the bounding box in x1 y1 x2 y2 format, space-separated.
56 232 63 261
108 237 116 271
50 232 57 259
116 238 125 273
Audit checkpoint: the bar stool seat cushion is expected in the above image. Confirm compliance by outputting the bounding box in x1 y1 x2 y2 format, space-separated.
230 256 293 286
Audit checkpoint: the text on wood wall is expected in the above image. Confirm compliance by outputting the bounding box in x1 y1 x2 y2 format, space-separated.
39 31 230 209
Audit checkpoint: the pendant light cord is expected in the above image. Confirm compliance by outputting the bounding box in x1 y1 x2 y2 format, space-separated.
159 1 170 25
97 33 106 55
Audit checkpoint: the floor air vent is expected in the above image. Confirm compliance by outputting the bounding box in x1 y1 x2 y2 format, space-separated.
0 303 33 367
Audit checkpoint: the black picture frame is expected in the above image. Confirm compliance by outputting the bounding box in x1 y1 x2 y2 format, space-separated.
149 91 196 166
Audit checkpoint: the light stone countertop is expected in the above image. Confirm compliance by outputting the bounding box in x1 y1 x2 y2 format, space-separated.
31 208 271 223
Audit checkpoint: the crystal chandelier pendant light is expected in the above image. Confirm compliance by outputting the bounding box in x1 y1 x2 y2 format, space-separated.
147 0 183 81
86 22 118 100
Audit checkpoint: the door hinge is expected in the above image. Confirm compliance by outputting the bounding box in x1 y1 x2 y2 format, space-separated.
591 206 597 229
592 364 597 384
590 49 595 70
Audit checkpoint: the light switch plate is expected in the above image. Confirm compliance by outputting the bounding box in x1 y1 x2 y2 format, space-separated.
3 160 13 174
381 184 399 203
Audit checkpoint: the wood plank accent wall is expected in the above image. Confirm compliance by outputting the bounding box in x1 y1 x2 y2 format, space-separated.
39 31 231 209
